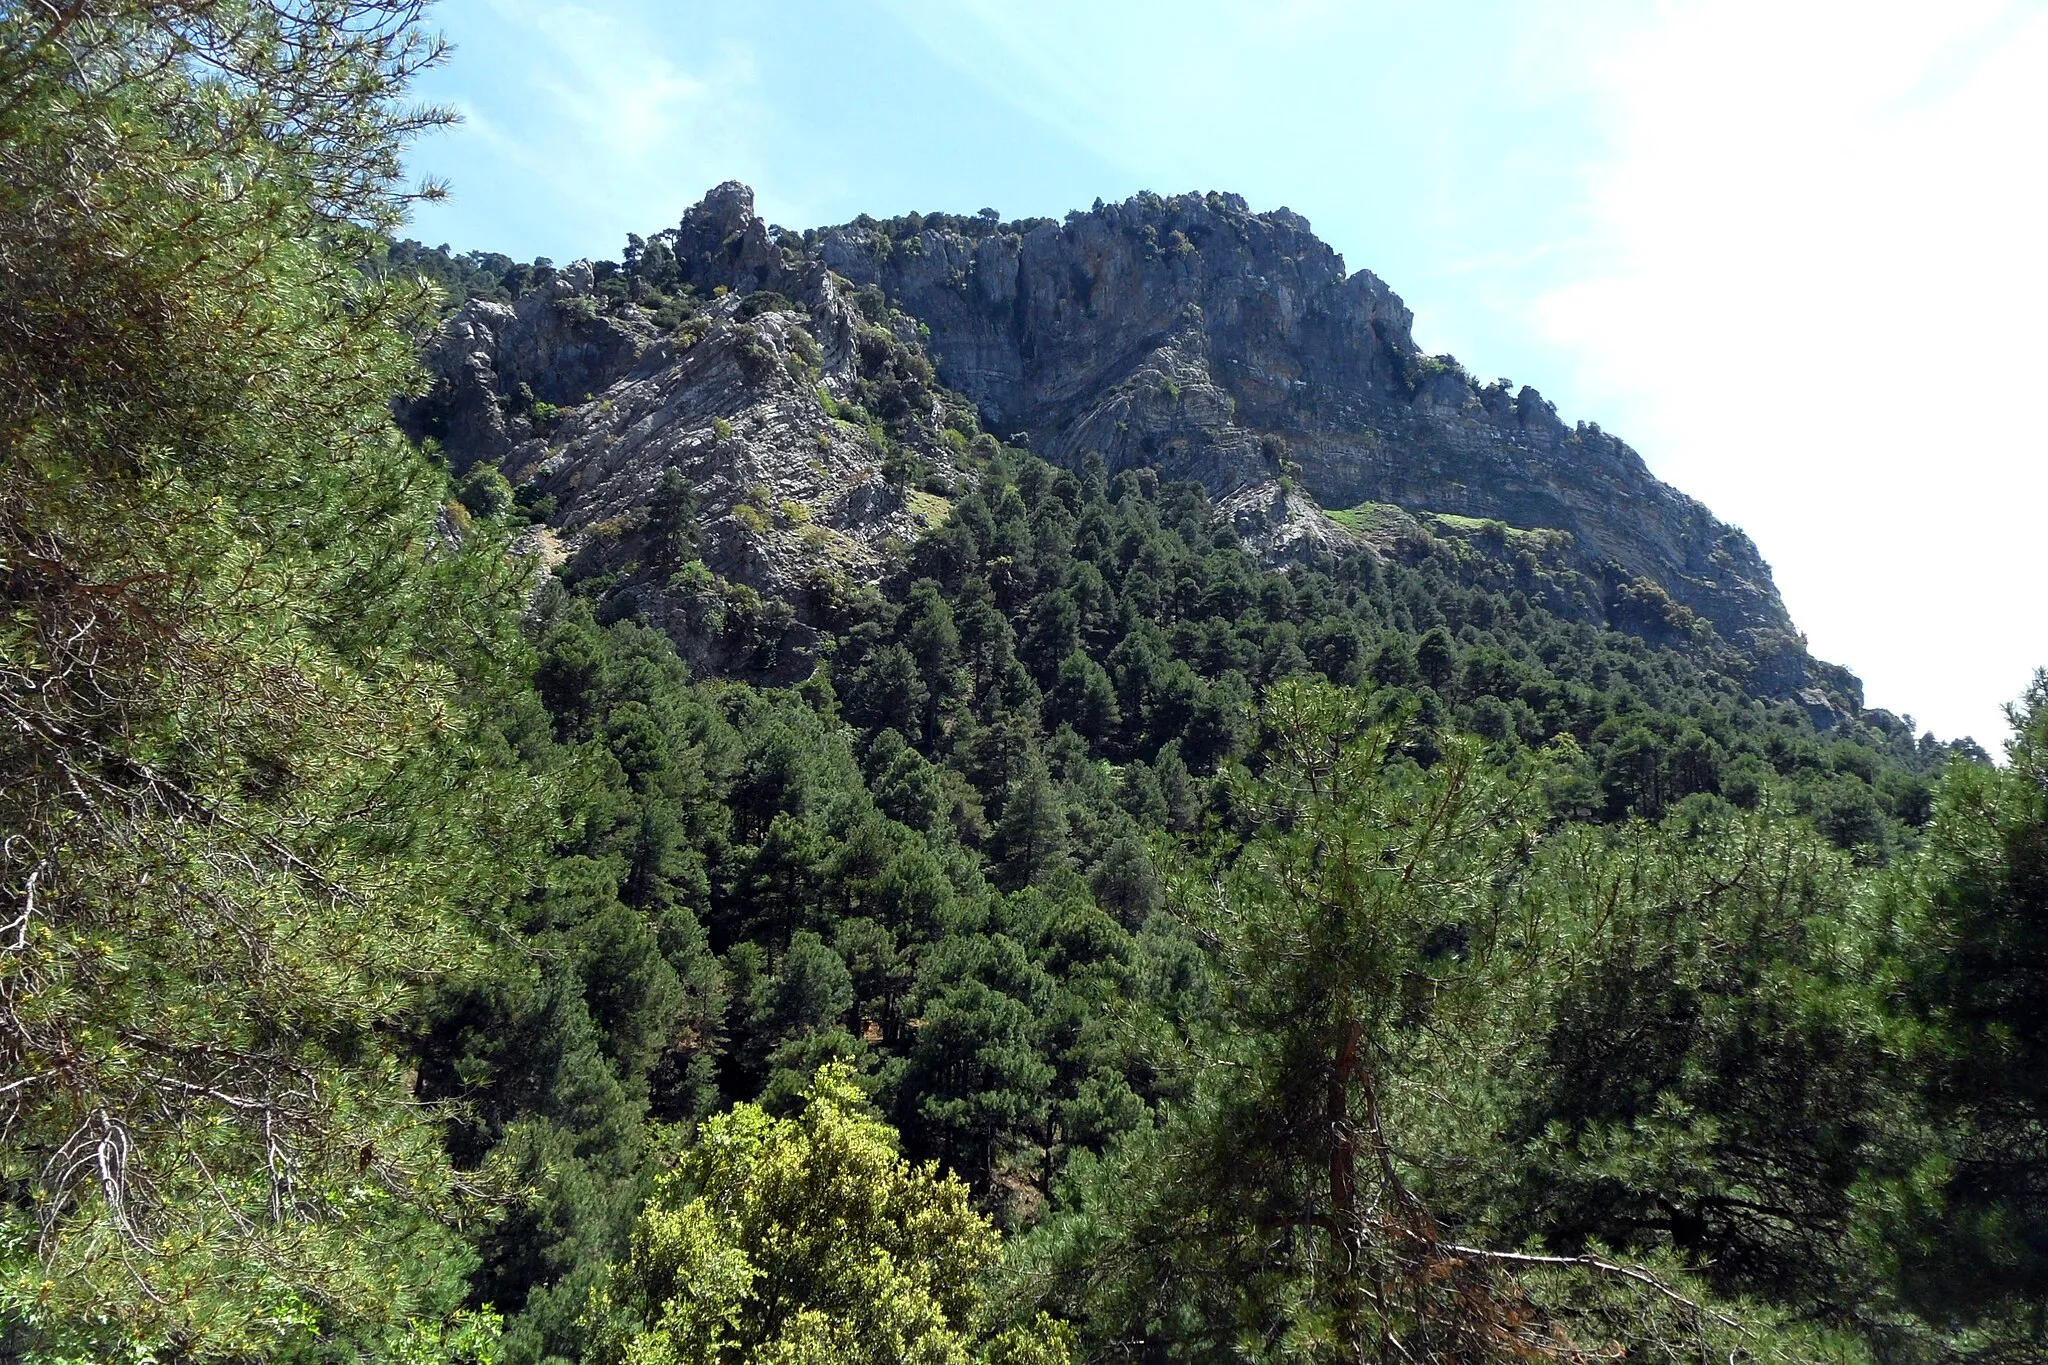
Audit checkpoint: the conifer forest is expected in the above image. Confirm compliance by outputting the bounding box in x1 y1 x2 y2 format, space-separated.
4 4 2045 1363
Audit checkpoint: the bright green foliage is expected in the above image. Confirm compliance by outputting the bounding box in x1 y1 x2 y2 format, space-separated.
584 1064 1070 1365
0 0 538 1359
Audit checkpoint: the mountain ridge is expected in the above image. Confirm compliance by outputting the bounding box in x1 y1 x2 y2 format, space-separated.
399 181 1858 715
809 187 1791 646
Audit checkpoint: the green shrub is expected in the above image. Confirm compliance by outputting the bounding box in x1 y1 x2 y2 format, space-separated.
667 559 715 594
734 323 778 384
455 463 514 521
735 289 797 320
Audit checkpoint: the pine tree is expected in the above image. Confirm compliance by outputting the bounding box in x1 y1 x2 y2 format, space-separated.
648 465 701 568
994 755 1070 889
1884 671 2048 1342
0 2 534 1356
1021 681 1838 1362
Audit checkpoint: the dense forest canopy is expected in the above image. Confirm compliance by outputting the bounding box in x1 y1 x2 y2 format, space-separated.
3 4 2044 1365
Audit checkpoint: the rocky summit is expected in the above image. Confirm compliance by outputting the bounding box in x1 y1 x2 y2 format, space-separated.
403 181 1853 710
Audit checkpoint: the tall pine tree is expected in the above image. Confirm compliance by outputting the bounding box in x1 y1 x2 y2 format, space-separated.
0 2 535 1357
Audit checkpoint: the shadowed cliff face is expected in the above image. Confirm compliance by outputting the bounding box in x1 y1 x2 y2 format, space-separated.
812 190 1792 648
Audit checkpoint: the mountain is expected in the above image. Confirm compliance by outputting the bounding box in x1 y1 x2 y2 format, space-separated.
400 181 1858 706
30 6 2048 1359
814 189 1790 642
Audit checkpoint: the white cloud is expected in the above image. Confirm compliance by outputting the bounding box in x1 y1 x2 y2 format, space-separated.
1536 0 2048 745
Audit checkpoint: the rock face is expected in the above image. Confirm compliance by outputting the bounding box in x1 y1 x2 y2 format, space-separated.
404 182 1844 700
813 190 1789 647
400 183 969 680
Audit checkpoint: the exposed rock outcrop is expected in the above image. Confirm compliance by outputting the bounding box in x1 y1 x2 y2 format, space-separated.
813 190 1789 648
400 184 968 680
402 182 1847 705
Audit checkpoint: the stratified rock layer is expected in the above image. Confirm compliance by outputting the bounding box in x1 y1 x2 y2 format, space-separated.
400 186 968 680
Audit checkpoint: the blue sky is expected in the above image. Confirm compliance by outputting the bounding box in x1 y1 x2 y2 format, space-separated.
405 0 2048 748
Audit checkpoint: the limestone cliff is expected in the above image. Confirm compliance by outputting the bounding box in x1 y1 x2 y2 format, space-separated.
400 185 971 680
402 183 1850 708
813 190 1789 651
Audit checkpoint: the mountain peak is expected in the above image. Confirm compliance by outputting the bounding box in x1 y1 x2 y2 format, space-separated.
404 182 1840 705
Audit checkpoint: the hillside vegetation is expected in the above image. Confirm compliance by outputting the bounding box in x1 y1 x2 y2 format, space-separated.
3 5 2043 1365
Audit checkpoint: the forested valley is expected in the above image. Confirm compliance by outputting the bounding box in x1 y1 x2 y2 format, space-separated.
5 5 2047 1364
